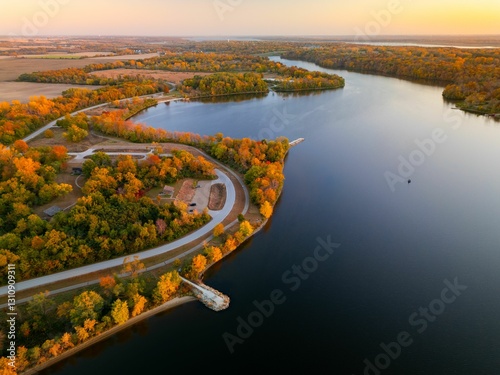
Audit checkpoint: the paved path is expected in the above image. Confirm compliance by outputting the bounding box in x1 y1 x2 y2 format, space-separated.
67 147 172 161
0 169 235 297
22 92 169 143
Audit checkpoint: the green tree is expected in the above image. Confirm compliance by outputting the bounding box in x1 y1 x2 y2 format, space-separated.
69 291 104 327
63 124 88 142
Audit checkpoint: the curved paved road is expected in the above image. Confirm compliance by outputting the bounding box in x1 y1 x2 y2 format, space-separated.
0 168 236 297
22 92 169 143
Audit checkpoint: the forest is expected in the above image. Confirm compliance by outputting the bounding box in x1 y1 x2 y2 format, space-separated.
0 139 217 282
0 82 165 145
282 45 500 114
17 51 345 98
0 118 289 375
178 72 269 97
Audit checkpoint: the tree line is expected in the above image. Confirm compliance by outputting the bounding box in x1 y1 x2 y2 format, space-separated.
0 206 259 374
0 82 165 146
282 45 500 115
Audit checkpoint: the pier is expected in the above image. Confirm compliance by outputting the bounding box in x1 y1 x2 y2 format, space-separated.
180 276 230 311
289 138 305 147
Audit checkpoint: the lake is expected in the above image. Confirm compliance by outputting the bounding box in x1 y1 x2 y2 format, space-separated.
42 57 500 375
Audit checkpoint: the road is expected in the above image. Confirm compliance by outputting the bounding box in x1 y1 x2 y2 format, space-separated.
0 168 237 298
1 89 250 303
22 92 169 143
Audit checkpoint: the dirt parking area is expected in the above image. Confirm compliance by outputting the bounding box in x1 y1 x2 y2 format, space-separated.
208 183 226 210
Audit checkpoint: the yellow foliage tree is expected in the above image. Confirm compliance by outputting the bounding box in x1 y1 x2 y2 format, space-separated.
130 293 148 317
191 254 207 278
238 220 253 237
152 271 181 305
260 200 273 219
213 223 225 237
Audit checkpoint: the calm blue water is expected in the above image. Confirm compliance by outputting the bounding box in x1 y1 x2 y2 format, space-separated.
44 58 500 375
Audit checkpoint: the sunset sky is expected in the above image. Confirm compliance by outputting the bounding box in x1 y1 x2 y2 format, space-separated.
2 0 499 37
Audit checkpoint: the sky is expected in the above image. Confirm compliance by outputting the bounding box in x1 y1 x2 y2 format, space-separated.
1 0 500 37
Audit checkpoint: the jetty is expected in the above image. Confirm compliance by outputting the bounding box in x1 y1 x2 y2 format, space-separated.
289 138 305 147
180 276 230 311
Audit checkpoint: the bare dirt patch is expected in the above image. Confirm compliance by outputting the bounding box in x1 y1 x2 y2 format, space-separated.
90 69 211 85
208 183 226 211
27 126 110 153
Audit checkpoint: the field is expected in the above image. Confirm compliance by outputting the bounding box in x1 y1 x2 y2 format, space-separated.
0 81 102 103
0 53 165 82
90 68 211 85
18 51 115 59
0 55 160 102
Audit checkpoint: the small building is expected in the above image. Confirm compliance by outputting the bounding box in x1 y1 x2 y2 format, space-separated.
163 185 175 197
43 206 62 217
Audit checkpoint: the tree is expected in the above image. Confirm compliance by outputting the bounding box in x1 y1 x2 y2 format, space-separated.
25 291 56 335
205 246 222 263
213 223 225 237
63 124 88 142
190 254 207 278
130 293 147 317
0 357 17 374
111 299 129 325
121 255 145 278
238 220 253 237
69 291 104 327
152 270 181 305
60 332 74 350
260 200 273 219
12 140 29 154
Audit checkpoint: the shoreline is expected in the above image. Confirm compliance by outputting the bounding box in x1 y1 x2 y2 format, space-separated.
21 296 197 375
12 99 292 375
200 146 291 280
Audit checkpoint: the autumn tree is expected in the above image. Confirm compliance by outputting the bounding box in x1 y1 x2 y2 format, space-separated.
12 140 29 154
213 223 225 238
260 200 273 219
205 246 223 264
121 255 145 278
63 124 88 142
111 299 129 325
129 293 148 317
69 291 104 327
238 220 253 237
190 254 207 278
152 270 181 305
